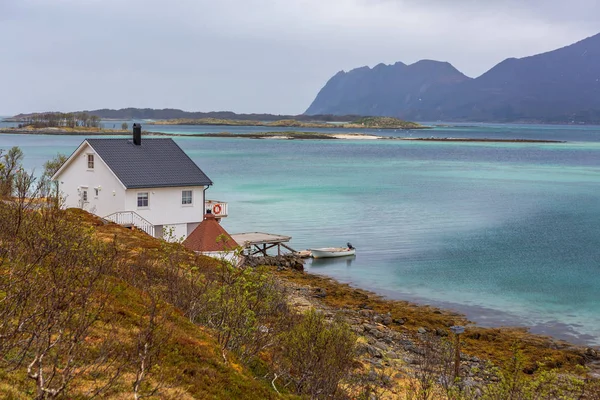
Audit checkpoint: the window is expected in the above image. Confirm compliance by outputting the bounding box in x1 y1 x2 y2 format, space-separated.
137 192 149 208
87 154 94 169
182 190 193 205
82 190 88 202
94 188 99 198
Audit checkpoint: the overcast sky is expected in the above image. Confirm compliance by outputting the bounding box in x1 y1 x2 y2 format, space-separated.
0 0 598 115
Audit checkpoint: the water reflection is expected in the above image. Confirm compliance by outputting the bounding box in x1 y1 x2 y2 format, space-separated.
309 255 356 268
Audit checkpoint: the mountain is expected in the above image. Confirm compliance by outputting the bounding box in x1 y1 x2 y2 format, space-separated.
306 33 600 123
306 60 471 117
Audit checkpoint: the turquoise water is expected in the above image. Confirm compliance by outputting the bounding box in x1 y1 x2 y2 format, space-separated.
1 123 600 345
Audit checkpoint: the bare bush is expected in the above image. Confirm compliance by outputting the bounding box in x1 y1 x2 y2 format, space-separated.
275 309 356 399
195 262 291 364
0 146 24 197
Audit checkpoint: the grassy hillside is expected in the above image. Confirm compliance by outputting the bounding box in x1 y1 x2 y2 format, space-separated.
0 205 295 400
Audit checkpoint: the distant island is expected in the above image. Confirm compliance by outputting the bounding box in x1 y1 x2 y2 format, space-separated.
3 112 429 130
306 32 600 124
151 116 427 130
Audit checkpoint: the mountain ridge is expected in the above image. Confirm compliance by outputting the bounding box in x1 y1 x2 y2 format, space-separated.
305 32 600 123
5 108 364 123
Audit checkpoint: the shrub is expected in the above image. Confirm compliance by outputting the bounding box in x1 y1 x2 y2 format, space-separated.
276 309 356 399
195 263 291 363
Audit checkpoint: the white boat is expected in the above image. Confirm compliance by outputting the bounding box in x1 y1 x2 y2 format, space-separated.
310 247 356 259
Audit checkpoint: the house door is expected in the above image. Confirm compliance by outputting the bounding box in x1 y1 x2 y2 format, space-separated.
79 186 89 209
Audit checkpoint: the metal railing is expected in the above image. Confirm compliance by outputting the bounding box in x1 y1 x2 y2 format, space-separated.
104 211 155 237
205 200 228 217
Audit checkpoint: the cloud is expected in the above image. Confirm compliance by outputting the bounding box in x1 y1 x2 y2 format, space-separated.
0 0 598 115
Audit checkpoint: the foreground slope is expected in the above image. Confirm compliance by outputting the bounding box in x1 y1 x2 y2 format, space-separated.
0 206 290 400
0 190 597 399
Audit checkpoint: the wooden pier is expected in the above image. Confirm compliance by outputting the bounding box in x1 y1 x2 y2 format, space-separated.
231 232 296 256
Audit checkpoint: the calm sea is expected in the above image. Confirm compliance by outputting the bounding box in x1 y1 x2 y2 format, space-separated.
1 121 599 345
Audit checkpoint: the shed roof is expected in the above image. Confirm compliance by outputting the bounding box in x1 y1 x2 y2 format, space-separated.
85 138 212 189
183 213 239 252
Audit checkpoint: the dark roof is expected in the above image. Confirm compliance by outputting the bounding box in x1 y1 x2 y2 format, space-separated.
86 138 212 189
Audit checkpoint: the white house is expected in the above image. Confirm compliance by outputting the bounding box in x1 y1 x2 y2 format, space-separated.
52 127 226 240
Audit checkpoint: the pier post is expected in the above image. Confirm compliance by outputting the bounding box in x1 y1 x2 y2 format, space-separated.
450 325 465 380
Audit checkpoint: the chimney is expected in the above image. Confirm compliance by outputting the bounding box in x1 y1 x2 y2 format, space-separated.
132 123 142 145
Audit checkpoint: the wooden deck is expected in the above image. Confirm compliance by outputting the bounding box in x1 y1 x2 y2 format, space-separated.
231 232 296 256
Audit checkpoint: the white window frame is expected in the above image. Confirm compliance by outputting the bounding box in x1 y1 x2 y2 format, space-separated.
87 154 94 170
137 192 149 208
94 188 99 198
181 190 193 206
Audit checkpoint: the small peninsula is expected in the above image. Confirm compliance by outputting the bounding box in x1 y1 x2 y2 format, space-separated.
0 126 129 135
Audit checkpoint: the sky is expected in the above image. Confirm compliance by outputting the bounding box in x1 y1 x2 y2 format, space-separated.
0 0 599 115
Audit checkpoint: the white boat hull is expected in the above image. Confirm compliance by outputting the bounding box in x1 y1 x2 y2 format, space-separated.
310 248 356 259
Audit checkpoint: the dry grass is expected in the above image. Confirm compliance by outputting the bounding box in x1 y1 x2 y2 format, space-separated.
0 208 293 399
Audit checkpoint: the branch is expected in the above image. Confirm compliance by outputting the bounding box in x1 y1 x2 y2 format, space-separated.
271 373 281 395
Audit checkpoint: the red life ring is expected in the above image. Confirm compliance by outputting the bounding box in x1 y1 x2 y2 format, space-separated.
213 204 222 214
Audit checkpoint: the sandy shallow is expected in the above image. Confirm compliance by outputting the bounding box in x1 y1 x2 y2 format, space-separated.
261 135 291 140
331 133 382 140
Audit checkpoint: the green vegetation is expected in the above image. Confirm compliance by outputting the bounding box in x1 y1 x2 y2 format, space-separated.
15 112 102 129
345 116 424 129
153 116 428 130
152 118 334 128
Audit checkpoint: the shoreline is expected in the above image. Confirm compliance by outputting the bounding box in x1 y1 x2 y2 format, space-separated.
320 273 599 346
0 128 566 143
273 266 600 378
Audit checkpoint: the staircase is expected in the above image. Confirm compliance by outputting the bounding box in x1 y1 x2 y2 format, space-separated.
104 211 155 237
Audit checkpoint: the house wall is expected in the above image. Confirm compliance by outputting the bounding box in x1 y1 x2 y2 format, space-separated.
56 142 127 217
124 186 207 239
187 222 201 237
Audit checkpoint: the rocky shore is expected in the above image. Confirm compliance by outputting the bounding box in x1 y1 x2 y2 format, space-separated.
242 254 305 270
273 266 600 396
